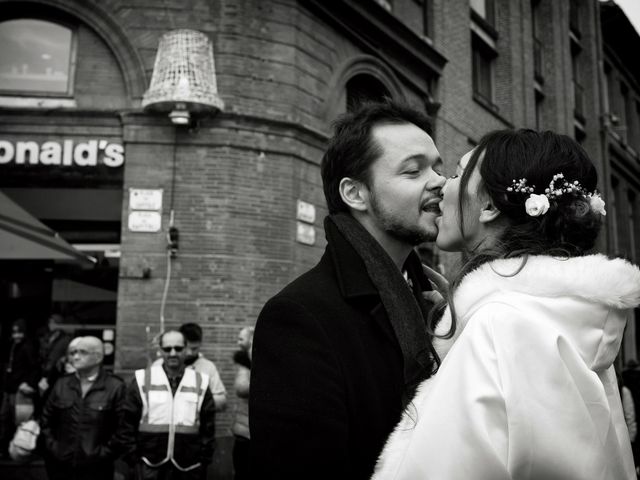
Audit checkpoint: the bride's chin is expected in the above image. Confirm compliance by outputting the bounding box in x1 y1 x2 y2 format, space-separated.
435 235 457 252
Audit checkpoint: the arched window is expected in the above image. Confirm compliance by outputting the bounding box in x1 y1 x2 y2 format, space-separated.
0 19 75 95
346 74 391 111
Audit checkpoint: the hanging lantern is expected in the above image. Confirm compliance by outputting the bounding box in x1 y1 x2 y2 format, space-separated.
142 29 224 125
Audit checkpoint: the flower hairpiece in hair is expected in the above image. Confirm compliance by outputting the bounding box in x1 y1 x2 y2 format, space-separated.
525 194 550 217
507 173 606 217
587 191 607 216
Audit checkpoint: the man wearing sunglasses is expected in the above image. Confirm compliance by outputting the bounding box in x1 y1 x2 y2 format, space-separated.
151 323 227 412
120 330 216 480
40 336 126 480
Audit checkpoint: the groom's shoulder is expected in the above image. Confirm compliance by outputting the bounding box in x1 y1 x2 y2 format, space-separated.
278 257 337 301
262 256 342 312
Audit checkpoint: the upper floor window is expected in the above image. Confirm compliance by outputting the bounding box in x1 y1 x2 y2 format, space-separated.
531 0 544 83
569 0 581 36
423 0 433 39
620 83 629 143
471 33 496 107
0 19 75 96
535 89 544 130
571 42 584 122
346 74 391 111
470 0 495 27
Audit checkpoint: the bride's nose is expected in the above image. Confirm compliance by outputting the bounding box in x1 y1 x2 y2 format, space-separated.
441 178 451 196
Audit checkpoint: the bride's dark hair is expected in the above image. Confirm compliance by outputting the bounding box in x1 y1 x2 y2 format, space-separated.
461 128 601 258
433 129 603 344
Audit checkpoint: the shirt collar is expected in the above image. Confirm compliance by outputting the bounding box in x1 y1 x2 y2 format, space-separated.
75 370 99 382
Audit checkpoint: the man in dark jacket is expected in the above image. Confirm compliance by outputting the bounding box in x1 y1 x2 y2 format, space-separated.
40 336 126 480
120 330 216 480
250 101 447 479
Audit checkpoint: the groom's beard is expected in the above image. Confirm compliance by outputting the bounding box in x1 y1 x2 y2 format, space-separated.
370 193 437 246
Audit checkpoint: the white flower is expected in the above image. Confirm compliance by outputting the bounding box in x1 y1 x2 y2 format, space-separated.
589 194 607 216
525 194 550 217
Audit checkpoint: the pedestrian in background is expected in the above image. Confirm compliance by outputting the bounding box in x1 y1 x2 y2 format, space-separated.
624 360 640 475
121 330 216 480
40 336 126 480
231 326 253 480
38 314 71 399
0 318 38 457
620 371 638 444
153 323 227 412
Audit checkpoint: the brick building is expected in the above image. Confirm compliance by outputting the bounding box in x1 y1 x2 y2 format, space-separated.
0 0 638 477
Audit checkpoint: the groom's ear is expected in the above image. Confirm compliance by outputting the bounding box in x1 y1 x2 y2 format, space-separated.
479 199 501 224
339 177 368 212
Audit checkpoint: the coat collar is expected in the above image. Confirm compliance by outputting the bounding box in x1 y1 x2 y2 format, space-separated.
454 254 640 316
69 366 107 394
324 217 431 300
433 254 640 362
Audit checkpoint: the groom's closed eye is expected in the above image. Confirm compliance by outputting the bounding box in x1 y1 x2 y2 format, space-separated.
433 158 444 176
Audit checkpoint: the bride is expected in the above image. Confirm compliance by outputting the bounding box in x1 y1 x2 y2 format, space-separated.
373 129 640 479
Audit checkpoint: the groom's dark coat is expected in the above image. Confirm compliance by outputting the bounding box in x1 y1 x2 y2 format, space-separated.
250 220 435 480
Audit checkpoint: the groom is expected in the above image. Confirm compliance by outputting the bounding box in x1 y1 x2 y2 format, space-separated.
250 100 446 479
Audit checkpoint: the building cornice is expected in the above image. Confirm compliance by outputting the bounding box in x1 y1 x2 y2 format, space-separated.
300 0 447 96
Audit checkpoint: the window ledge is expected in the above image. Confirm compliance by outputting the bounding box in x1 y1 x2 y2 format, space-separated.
0 96 77 109
470 9 498 40
473 93 513 127
471 22 497 52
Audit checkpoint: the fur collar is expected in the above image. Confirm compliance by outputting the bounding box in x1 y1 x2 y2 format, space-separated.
456 253 640 312
434 254 640 360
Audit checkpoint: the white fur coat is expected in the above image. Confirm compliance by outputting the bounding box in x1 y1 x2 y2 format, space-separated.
373 254 640 480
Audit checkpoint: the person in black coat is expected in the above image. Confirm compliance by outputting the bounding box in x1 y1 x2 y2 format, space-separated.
0 318 39 456
250 100 448 479
40 336 126 480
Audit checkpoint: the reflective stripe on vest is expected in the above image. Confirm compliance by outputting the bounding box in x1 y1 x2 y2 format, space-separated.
135 365 209 471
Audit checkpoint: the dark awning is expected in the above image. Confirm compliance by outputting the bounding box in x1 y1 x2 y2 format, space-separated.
0 190 95 264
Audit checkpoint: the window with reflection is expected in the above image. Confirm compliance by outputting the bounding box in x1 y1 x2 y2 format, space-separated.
0 19 75 95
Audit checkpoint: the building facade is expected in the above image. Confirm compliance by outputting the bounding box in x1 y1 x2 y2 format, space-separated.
0 0 638 476
600 0 640 364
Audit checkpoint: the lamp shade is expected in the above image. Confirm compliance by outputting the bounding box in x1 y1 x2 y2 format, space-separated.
142 29 224 115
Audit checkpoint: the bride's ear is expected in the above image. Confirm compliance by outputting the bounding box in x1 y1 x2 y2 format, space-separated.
339 177 368 212
479 199 501 224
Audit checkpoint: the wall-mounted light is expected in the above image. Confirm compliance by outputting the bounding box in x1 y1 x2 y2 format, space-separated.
142 29 224 126
168 102 191 125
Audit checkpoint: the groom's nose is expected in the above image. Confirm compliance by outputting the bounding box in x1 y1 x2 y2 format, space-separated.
427 171 446 191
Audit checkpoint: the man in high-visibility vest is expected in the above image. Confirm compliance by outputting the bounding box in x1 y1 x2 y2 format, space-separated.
120 330 216 480
152 323 227 412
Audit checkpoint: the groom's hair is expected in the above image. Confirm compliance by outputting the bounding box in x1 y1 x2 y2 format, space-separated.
321 100 433 214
